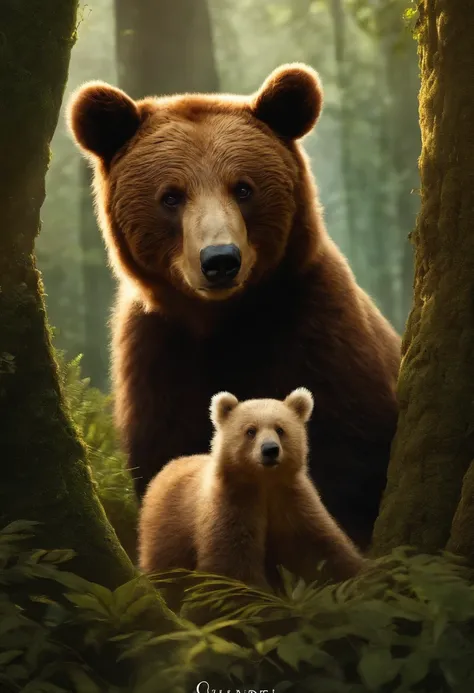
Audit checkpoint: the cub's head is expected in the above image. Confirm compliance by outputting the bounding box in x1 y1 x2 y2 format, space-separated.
67 65 323 304
209 388 314 477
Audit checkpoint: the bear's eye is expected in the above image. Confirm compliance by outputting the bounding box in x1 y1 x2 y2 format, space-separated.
276 426 285 437
246 426 257 438
234 181 253 201
161 190 184 209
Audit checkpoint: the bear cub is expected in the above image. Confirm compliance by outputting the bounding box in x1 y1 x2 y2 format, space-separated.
138 388 364 591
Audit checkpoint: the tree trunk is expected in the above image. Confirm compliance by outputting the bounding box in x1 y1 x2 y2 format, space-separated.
372 0 474 557
115 0 219 98
372 0 420 332
379 2 421 329
328 0 359 267
79 161 113 392
0 0 134 588
447 460 474 558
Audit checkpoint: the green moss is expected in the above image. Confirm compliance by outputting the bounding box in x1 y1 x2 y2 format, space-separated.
0 1 134 588
372 1 474 557
447 460 474 560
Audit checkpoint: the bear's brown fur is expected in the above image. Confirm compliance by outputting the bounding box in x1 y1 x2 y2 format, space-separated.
68 63 401 550
138 389 364 591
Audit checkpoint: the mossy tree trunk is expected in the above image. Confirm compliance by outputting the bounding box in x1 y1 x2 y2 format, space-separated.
0 0 134 588
372 0 474 558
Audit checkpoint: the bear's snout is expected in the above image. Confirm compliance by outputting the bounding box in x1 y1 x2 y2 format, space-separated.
200 244 241 286
261 440 280 466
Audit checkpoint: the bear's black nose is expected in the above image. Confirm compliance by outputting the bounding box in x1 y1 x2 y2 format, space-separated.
200 244 241 285
261 441 280 465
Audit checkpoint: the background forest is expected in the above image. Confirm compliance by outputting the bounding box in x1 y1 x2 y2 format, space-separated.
38 0 420 393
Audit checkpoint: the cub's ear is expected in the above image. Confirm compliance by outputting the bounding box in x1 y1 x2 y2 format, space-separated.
210 392 239 428
67 81 142 163
285 387 314 423
251 63 322 140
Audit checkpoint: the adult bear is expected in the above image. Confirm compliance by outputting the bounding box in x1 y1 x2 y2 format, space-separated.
68 63 401 549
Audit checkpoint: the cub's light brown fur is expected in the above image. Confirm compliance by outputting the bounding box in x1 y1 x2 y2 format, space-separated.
138 389 364 591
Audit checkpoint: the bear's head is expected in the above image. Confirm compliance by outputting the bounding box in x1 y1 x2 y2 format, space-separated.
67 65 323 307
209 388 314 478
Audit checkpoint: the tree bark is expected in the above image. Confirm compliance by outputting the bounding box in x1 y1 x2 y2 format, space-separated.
373 0 420 331
447 459 474 558
328 0 359 267
372 0 474 556
115 0 219 98
0 0 134 588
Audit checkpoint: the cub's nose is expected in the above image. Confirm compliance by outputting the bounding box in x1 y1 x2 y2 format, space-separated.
200 244 241 284
261 441 280 466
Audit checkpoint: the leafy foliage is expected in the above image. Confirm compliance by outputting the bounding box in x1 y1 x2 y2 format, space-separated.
1 522 474 692
57 350 138 561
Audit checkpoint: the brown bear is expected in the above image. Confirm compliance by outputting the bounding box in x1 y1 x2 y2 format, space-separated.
138 389 364 591
67 63 401 550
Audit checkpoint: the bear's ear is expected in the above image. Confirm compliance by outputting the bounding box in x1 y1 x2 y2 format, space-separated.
251 63 322 140
285 387 314 423
67 81 142 163
210 391 239 428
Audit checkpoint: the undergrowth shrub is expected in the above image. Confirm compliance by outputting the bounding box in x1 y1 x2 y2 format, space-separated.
56 351 138 561
1 522 474 693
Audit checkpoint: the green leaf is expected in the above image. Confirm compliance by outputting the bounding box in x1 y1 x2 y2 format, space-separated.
183 638 208 664
255 635 281 655
433 612 448 643
5 663 29 681
274 683 293 693
291 578 307 601
400 650 431 686
1 520 39 535
0 650 23 666
201 619 242 634
119 593 158 623
40 548 77 564
65 593 110 617
22 684 67 693
67 665 103 693
277 632 313 670
112 576 143 611
0 616 24 637
358 648 402 690
208 634 248 656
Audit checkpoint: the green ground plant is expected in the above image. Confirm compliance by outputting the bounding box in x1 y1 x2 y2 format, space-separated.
1 521 474 693
57 351 138 561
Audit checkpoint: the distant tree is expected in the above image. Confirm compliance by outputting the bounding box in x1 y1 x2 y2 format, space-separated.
115 0 219 98
328 0 359 266
79 160 113 392
342 0 420 330
372 0 474 559
0 0 133 587
374 0 420 328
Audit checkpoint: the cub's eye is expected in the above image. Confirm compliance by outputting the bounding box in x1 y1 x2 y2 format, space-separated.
276 426 285 437
234 181 253 201
246 426 257 438
161 190 184 209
